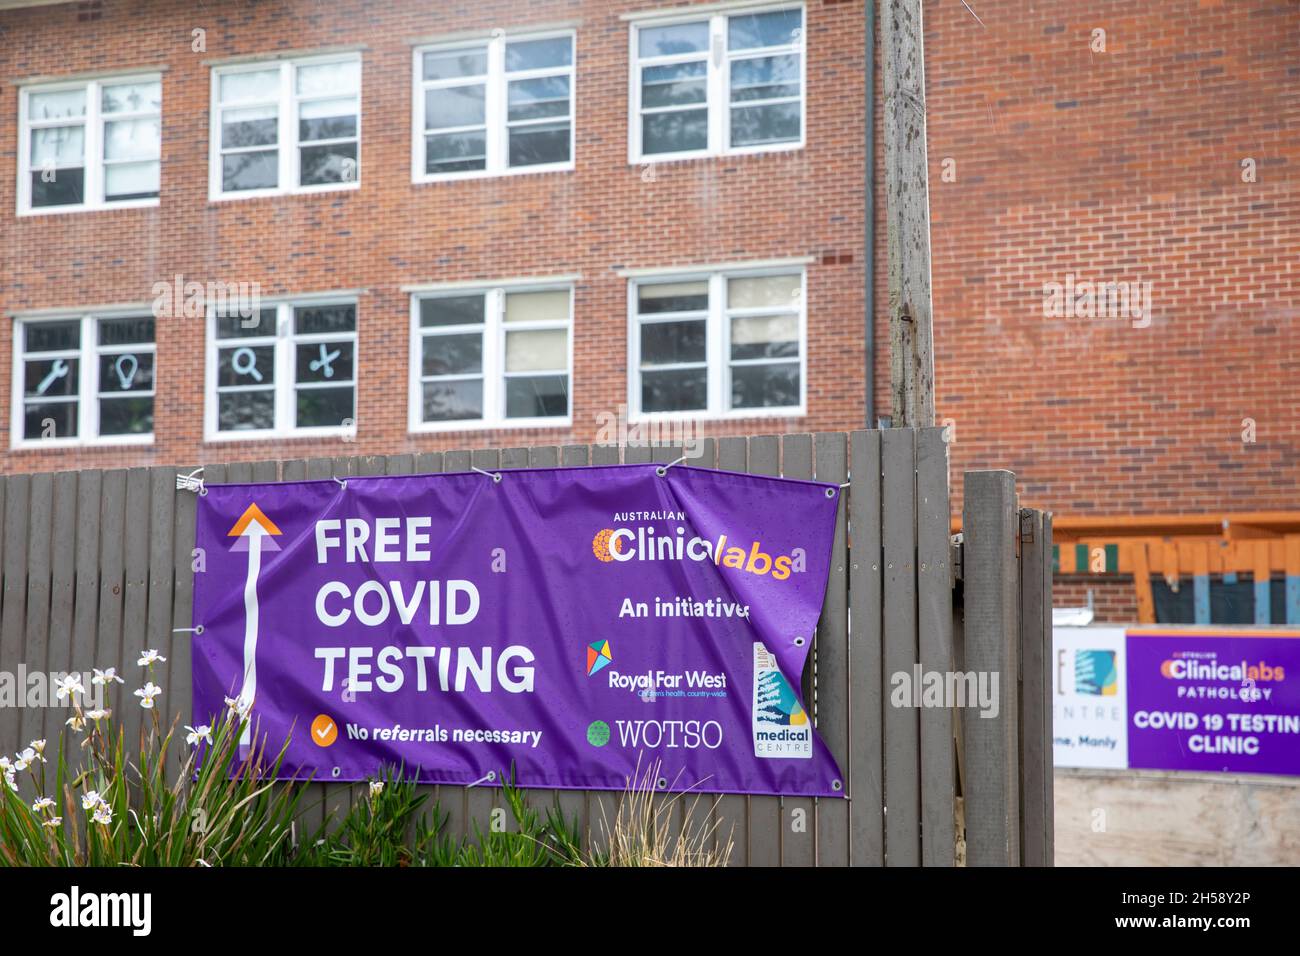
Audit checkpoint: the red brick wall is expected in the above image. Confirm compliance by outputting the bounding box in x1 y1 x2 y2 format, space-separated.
1053 573 1138 624
1 0 1297 526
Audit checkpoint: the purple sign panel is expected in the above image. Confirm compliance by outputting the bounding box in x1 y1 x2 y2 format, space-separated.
1126 629 1300 776
191 463 845 797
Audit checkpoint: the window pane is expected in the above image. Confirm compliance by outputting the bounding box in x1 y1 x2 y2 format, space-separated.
421 334 482 376
728 274 800 308
30 125 84 167
31 169 85 206
425 85 486 131
99 396 153 435
299 98 357 141
638 281 709 315
425 131 487 174
222 106 278 148
642 110 707 154
728 9 802 50
98 351 154 393
504 290 569 323
641 320 706 365
730 101 800 147
24 401 78 440
419 295 483 327
505 36 572 71
507 76 570 121
101 81 161 114
222 150 278 191
220 70 279 103
730 54 800 102
105 161 160 201
509 121 570 167
641 368 707 413
295 304 356 335
505 375 568 418
300 142 358 186
505 329 567 372
422 379 483 421
639 22 709 57
296 60 360 97
296 340 354 384
296 386 354 428
25 321 80 352
731 361 800 409
218 390 275 431
642 62 707 108
217 309 276 339
99 316 154 346
218 345 276 387
105 119 160 161
29 88 86 120
423 48 487 81
731 314 799 360
24 358 79 397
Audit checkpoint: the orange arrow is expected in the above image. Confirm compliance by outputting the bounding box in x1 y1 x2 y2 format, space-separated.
227 503 282 537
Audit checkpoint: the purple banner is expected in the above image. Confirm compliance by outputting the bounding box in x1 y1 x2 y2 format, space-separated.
191 463 845 797
1126 629 1300 776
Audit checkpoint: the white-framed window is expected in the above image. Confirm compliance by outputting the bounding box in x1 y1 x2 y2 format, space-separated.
11 313 156 447
17 74 161 215
205 299 358 441
630 4 804 162
413 30 574 182
628 267 805 419
409 284 572 430
210 53 360 199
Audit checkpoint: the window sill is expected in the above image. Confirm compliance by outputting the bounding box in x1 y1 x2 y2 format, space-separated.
632 141 804 166
208 181 361 204
10 435 155 451
408 417 573 434
17 198 160 218
412 163 574 186
627 406 806 426
204 427 357 445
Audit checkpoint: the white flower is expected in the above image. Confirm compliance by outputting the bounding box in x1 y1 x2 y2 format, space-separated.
368 780 384 799
3 772 15 793
137 649 166 667
13 748 36 771
85 708 112 721
32 796 55 812
185 725 213 747
224 696 251 719
82 790 104 811
30 739 46 755
92 667 125 686
133 683 162 709
42 816 62 829
93 804 113 826
0 757 11 772
55 674 85 701
66 714 87 732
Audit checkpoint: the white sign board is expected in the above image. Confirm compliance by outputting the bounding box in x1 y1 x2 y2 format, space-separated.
1052 626 1128 768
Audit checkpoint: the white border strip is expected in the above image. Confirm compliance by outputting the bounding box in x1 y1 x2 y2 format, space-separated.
401 275 582 293
616 257 813 278
621 0 789 22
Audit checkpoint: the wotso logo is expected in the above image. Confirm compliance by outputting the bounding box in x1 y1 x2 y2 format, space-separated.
612 719 724 749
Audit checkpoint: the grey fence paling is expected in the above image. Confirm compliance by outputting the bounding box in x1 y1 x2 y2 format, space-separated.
0 428 1052 866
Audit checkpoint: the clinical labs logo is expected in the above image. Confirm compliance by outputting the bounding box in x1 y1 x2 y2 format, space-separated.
586 639 613 676
1075 649 1118 696
752 643 811 758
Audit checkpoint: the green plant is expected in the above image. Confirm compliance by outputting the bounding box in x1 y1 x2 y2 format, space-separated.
455 773 585 867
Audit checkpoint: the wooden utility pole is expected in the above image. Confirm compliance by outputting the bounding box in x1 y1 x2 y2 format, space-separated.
881 0 935 428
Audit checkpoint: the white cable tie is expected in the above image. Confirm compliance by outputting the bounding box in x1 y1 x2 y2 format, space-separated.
655 456 689 477
333 475 347 489
173 626 204 636
471 466 502 484
467 770 497 788
176 469 207 496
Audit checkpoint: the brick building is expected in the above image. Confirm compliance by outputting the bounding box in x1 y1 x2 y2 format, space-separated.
0 0 1297 622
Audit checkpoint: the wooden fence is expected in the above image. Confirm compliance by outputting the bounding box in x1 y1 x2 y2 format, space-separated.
0 428 1052 865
